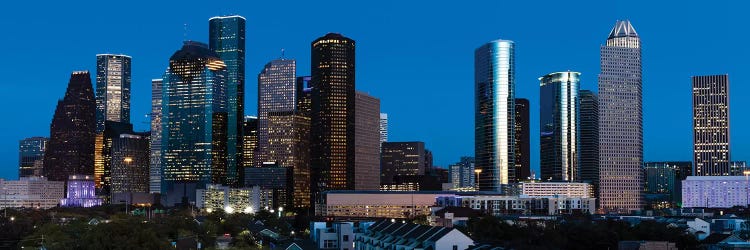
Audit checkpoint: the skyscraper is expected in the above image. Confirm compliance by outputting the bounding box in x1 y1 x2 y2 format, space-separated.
598 20 643 212
44 71 96 182
100 121 136 196
643 161 692 208
266 111 310 208
539 71 580 181
449 156 476 189
475 39 515 192
379 113 388 145
149 79 162 193
514 98 530 181
310 33 356 199
578 90 599 201
692 75 731 176
296 76 312 117
355 91 381 191
257 58 297 166
380 142 428 185
242 116 258 169
95 54 132 133
161 41 228 205
111 133 150 195
209 15 246 187
19 137 48 178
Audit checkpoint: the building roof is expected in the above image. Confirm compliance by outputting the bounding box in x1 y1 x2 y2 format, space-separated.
362 220 467 246
607 20 639 39
685 176 748 181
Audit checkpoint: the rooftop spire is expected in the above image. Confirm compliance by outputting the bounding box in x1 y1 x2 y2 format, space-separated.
607 20 638 39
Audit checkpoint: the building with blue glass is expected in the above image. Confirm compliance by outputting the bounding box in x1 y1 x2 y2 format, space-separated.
209 15 246 187
18 137 48 178
474 39 515 192
161 41 228 205
539 71 580 182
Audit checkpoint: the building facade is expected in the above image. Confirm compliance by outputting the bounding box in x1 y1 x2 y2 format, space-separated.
514 98 530 181
436 195 597 216
244 166 292 209
242 116 258 169
730 161 748 176
539 71 580 182
598 20 643 212
60 175 103 207
18 137 48 178
682 176 749 208
379 113 388 145
355 92 381 191
475 39 515 192
111 133 150 195
692 75 731 176
266 111 311 208
449 157 476 190
44 71 96 182
643 161 692 208
380 142 428 185
209 15 246 187
95 54 131 133
161 41 228 205
150 79 162 193
519 182 592 198
578 90 599 201
354 221 474 250
0 177 64 209
257 58 297 166
311 33 356 200
196 184 272 214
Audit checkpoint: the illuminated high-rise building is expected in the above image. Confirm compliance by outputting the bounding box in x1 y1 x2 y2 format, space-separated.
95 54 131 133
379 113 388 145
355 91 380 191
310 33 356 200
598 20 643 212
474 39 515 192
44 71 96 182
514 98 530 181
296 76 313 117
161 41 228 205
242 116 258 169
266 111 311 208
111 133 150 195
257 58 296 166
209 15 246 186
19 137 48 178
539 71 580 181
381 142 429 185
692 75 731 176
149 78 162 193
578 90 599 202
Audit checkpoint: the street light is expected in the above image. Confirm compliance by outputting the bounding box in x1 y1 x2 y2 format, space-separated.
278 207 283 217
474 169 482 190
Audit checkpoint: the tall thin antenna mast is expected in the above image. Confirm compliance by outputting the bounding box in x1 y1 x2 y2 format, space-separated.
183 23 188 41
280 48 285 59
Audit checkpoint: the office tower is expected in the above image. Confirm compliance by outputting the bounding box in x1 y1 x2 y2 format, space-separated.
730 161 748 176
598 20 643 212
296 76 313 117
209 15 246 186
19 137 48 178
266 111 311 208
149 79 162 193
44 71 96 182
380 142 428 184
95 54 132 133
578 90 599 200
514 98 530 181
539 72 580 181
355 92 381 190
310 33 356 199
692 75 731 176
449 156 476 189
257 58 297 166
161 41 228 205
475 39 515 192
242 116 259 169
244 165 292 209
379 113 388 145
643 161 691 208
111 133 150 195
100 121 135 196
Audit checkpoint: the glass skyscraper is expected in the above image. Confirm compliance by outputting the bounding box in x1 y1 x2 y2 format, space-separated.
598 20 643 212
209 15 246 187
19 137 48 178
474 39 515 192
161 41 228 205
95 54 131 133
692 75 730 176
539 71 580 181
311 33 356 199
257 58 297 167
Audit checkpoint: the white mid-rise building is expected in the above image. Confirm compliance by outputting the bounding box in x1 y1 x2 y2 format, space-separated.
0 177 64 209
196 185 273 214
521 182 592 198
682 176 749 208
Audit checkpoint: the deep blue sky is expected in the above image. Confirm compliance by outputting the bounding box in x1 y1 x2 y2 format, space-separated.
0 0 747 180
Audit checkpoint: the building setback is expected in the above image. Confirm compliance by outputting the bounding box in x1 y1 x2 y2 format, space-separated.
19 137 48 178
310 33 356 201
692 75 730 176
539 72 580 181
475 39 515 192
598 20 643 212
44 71 96 182
209 15 246 187
355 91 381 191
161 41 228 205
514 98 530 181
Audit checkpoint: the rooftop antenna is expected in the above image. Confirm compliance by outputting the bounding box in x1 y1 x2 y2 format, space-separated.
280 48 285 59
183 23 188 41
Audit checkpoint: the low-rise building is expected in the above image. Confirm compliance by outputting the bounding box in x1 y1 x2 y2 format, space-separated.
436 195 596 215
196 184 273 214
429 206 479 228
682 176 749 208
618 241 677 250
60 175 102 208
318 191 462 219
310 221 373 250
519 182 592 198
354 220 474 250
0 177 64 209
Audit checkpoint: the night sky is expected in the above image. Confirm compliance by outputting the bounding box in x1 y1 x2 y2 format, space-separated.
0 0 747 179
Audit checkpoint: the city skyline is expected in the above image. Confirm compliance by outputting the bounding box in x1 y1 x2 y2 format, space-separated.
2 1 750 180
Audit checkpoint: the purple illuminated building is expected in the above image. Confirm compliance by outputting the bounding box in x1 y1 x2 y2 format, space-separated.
60 175 103 207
